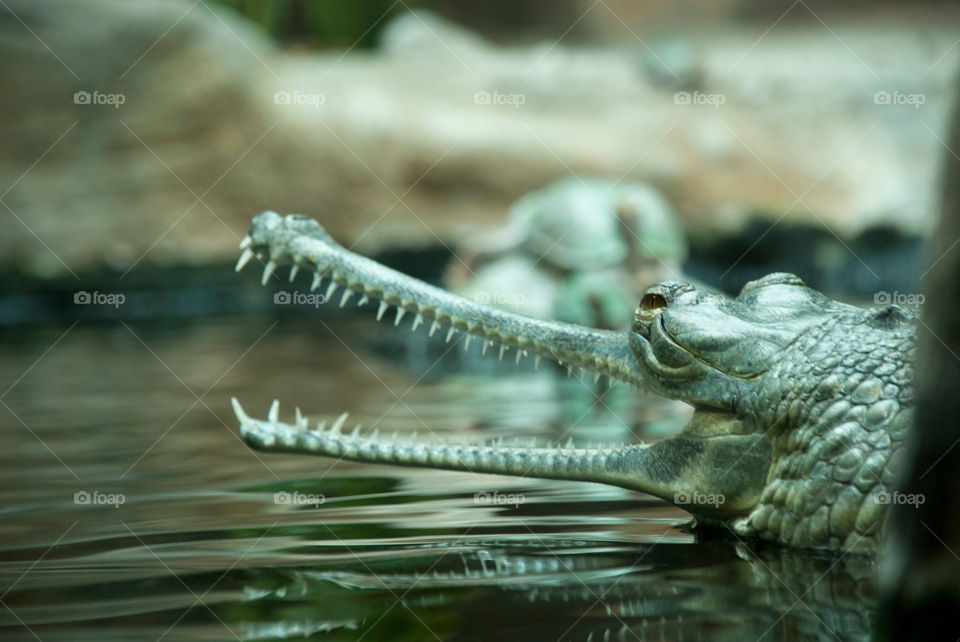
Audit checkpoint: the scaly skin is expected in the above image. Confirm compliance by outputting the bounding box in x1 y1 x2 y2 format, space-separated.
232 211 915 555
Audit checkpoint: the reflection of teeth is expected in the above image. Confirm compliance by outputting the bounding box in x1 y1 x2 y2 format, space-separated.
377 300 388 321
239 235 252 250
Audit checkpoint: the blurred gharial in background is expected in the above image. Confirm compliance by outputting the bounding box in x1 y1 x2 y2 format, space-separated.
1 1 958 640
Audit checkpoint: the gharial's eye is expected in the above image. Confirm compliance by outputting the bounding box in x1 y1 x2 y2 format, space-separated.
636 292 667 317
739 272 805 295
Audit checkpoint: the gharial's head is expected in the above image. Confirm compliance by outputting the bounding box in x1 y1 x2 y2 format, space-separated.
625 273 910 414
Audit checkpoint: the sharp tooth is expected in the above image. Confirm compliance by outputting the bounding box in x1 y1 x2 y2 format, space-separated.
370 428 379 440
463 335 472 351
311 272 322 291
377 300 389 321
295 407 306 429
261 260 277 286
429 320 440 337
235 248 255 272
357 294 369 306
482 340 490 356
316 420 327 432
230 397 249 422
411 314 424 331
594 372 602 384
289 265 299 282
534 355 542 369
331 413 348 434
446 327 457 343
325 281 338 300
564 437 575 449
340 289 353 307
394 307 406 326
567 365 573 377
499 344 507 360
239 235 252 250
515 350 523 365
350 425 361 438
268 399 279 425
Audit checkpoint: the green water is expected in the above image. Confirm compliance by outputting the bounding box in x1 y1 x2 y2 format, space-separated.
0 316 877 640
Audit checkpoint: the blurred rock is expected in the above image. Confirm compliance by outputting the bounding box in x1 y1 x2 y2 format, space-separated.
446 177 686 329
0 1 957 281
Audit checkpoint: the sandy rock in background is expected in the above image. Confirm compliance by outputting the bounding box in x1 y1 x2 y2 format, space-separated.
0 0 956 278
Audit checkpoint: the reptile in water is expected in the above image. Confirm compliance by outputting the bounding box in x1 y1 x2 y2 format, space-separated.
231 211 916 555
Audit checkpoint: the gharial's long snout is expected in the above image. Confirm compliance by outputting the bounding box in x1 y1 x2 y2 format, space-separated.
232 211 773 520
232 397 770 517
238 211 646 386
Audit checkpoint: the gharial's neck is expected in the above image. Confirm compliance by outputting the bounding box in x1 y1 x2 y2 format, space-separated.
239 211 646 386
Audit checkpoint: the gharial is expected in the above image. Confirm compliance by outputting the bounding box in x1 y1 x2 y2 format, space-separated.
231 210 915 555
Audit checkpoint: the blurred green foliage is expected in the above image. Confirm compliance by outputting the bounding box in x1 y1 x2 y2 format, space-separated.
211 0 428 48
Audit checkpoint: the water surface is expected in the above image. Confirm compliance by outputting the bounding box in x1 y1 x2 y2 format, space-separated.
0 316 878 640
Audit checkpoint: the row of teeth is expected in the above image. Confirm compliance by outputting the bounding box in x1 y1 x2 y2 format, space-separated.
232 398 628 451
236 235 612 382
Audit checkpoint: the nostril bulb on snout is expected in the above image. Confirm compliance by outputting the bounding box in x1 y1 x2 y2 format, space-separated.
637 292 667 318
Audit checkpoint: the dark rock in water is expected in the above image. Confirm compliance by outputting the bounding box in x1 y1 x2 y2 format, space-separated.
877 79 960 640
